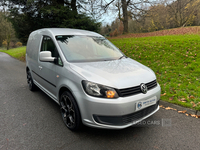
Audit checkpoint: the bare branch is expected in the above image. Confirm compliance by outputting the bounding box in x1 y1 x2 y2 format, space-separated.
103 0 115 10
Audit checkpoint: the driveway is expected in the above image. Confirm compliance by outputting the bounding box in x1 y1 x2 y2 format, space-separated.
0 52 200 150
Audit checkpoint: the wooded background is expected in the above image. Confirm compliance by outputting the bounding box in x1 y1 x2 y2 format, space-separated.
0 0 200 49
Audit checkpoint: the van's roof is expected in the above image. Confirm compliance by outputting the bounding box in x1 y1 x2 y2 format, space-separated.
35 28 103 37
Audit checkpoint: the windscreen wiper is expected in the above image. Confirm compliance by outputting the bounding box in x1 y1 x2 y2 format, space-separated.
118 56 127 59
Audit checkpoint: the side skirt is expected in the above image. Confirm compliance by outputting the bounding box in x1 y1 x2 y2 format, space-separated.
33 80 59 104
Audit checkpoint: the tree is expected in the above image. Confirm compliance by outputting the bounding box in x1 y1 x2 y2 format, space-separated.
93 0 154 33
0 12 15 50
127 0 200 33
144 4 169 31
3 0 101 44
100 24 111 36
0 0 7 13
166 0 200 27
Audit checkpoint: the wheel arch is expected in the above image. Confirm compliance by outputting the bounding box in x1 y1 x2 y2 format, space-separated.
59 86 83 120
59 87 78 106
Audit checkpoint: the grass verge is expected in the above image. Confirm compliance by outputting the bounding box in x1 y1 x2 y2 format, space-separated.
1 34 200 110
0 46 26 62
110 34 200 110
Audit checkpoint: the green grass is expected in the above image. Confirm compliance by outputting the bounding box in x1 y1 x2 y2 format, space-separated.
1 34 200 110
110 34 200 110
0 46 26 62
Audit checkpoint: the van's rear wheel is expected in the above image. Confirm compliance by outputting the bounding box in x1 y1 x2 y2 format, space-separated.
60 91 82 131
27 70 37 91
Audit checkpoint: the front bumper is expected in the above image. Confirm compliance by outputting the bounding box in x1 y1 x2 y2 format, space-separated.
74 84 161 129
93 101 159 126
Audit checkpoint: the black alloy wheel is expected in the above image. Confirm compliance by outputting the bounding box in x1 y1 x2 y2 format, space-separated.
60 91 82 131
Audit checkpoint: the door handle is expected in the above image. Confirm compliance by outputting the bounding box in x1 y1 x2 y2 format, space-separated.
39 66 42 70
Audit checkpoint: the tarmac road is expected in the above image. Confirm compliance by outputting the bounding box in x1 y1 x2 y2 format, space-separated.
0 52 200 150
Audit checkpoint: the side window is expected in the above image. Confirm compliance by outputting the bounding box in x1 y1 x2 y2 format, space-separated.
41 36 58 57
41 36 63 66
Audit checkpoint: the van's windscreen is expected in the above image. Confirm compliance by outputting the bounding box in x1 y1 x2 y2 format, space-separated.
56 35 124 62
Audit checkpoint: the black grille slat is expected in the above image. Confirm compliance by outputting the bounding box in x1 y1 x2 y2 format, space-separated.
121 90 141 95
118 80 157 97
147 82 157 87
120 86 140 92
120 88 140 93
146 80 157 90
147 84 157 89
146 80 156 85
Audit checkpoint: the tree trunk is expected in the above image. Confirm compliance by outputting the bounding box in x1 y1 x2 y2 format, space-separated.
6 34 10 50
71 0 78 15
121 0 128 33
6 42 10 50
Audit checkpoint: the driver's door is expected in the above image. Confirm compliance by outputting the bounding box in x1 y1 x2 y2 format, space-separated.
38 36 57 98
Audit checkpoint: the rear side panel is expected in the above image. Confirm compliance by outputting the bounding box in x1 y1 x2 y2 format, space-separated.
26 31 43 83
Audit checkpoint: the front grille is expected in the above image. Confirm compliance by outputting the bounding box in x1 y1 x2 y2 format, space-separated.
93 101 159 126
146 80 158 90
118 80 157 97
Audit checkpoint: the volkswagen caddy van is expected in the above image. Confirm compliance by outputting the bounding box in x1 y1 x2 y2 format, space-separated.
26 28 161 131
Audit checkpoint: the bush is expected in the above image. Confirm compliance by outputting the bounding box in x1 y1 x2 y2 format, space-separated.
10 42 15 48
109 32 114 37
2 40 7 47
109 29 118 37
113 29 118 36
15 42 22 47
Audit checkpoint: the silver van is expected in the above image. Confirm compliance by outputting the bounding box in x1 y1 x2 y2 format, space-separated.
26 28 161 131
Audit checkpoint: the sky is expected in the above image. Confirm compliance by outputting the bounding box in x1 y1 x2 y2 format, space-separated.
100 11 117 26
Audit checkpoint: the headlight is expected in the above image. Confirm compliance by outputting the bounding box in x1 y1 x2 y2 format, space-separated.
82 80 119 98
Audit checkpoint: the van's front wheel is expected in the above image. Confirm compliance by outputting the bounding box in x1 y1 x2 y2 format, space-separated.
60 91 82 131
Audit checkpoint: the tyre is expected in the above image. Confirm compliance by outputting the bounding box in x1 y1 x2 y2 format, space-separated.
60 91 82 131
27 70 37 91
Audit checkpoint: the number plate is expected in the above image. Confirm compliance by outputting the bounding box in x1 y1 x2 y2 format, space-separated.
135 96 157 111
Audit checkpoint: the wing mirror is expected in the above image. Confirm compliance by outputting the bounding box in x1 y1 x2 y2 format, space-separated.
39 51 55 62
